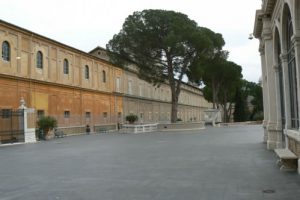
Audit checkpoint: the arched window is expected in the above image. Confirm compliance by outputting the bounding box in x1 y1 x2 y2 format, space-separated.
2 41 10 61
36 51 43 69
63 59 69 74
85 65 89 79
286 9 299 129
102 70 106 82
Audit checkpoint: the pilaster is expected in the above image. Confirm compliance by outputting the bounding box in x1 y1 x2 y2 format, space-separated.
259 42 269 143
273 64 283 130
266 122 283 149
280 53 292 130
263 16 281 149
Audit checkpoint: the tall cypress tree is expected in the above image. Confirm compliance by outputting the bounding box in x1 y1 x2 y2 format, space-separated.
234 87 247 122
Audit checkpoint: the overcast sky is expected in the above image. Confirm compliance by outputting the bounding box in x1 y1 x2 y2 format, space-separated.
1 0 262 83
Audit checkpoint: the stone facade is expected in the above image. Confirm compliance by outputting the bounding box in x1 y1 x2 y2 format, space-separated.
254 0 300 172
90 47 210 124
0 20 212 136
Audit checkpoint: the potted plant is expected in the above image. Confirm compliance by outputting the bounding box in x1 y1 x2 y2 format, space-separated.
125 114 138 124
37 116 57 140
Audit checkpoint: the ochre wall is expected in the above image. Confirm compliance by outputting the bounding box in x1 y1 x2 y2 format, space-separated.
0 76 122 129
0 20 213 134
0 21 123 132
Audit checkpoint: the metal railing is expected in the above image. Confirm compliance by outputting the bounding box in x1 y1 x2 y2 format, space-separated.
0 109 24 144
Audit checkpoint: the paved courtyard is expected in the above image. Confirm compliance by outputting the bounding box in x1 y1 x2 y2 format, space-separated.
0 125 300 200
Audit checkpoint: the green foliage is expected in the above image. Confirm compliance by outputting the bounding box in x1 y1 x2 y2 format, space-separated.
253 111 263 121
201 60 243 122
37 116 57 132
233 86 248 122
107 9 224 122
188 51 242 110
246 81 263 121
233 80 263 122
125 114 138 123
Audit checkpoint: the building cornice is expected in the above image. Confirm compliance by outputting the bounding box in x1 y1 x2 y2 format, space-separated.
0 19 204 96
262 0 277 15
253 10 264 38
0 20 117 68
254 0 276 39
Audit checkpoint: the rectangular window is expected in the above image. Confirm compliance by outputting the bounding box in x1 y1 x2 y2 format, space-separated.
103 112 108 118
148 86 151 98
64 111 70 118
116 77 120 92
85 112 91 119
139 85 143 96
37 110 44 119
102 70 106 83
1 109 11 119
128 80 132 95
118 112 122 119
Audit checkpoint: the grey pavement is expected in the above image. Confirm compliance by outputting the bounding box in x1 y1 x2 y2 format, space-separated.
0 125 300 200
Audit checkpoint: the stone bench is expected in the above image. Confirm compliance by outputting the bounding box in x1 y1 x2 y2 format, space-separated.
274 149 298 171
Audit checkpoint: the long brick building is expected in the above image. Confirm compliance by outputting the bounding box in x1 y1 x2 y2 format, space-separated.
0 20 212 139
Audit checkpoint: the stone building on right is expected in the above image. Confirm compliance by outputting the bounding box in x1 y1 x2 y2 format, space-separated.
254 0 300 172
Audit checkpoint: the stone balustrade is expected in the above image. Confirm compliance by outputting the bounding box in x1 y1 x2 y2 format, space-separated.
122 124 158 134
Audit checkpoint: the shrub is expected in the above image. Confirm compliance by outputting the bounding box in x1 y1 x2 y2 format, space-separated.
125 114 138 124
253 111 263 121
37 116 57 133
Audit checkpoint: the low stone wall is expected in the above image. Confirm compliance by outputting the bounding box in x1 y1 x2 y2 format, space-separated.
56 122 205 135
218 121 263 127
94 124 117 132
122 124 158 133
57 126 86 136
158 122 205 131
56 124 117 136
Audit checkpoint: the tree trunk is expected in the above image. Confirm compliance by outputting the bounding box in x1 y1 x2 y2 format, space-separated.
227 102 233 122
223 93 228 123
171 96 179 123
212 80 216 109
165 51 183 123
223 105 228 123
212 79 220 109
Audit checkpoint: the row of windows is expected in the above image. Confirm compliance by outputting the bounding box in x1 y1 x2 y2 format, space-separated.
1 41 107 82
36 110 118 119
83 66 106 82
